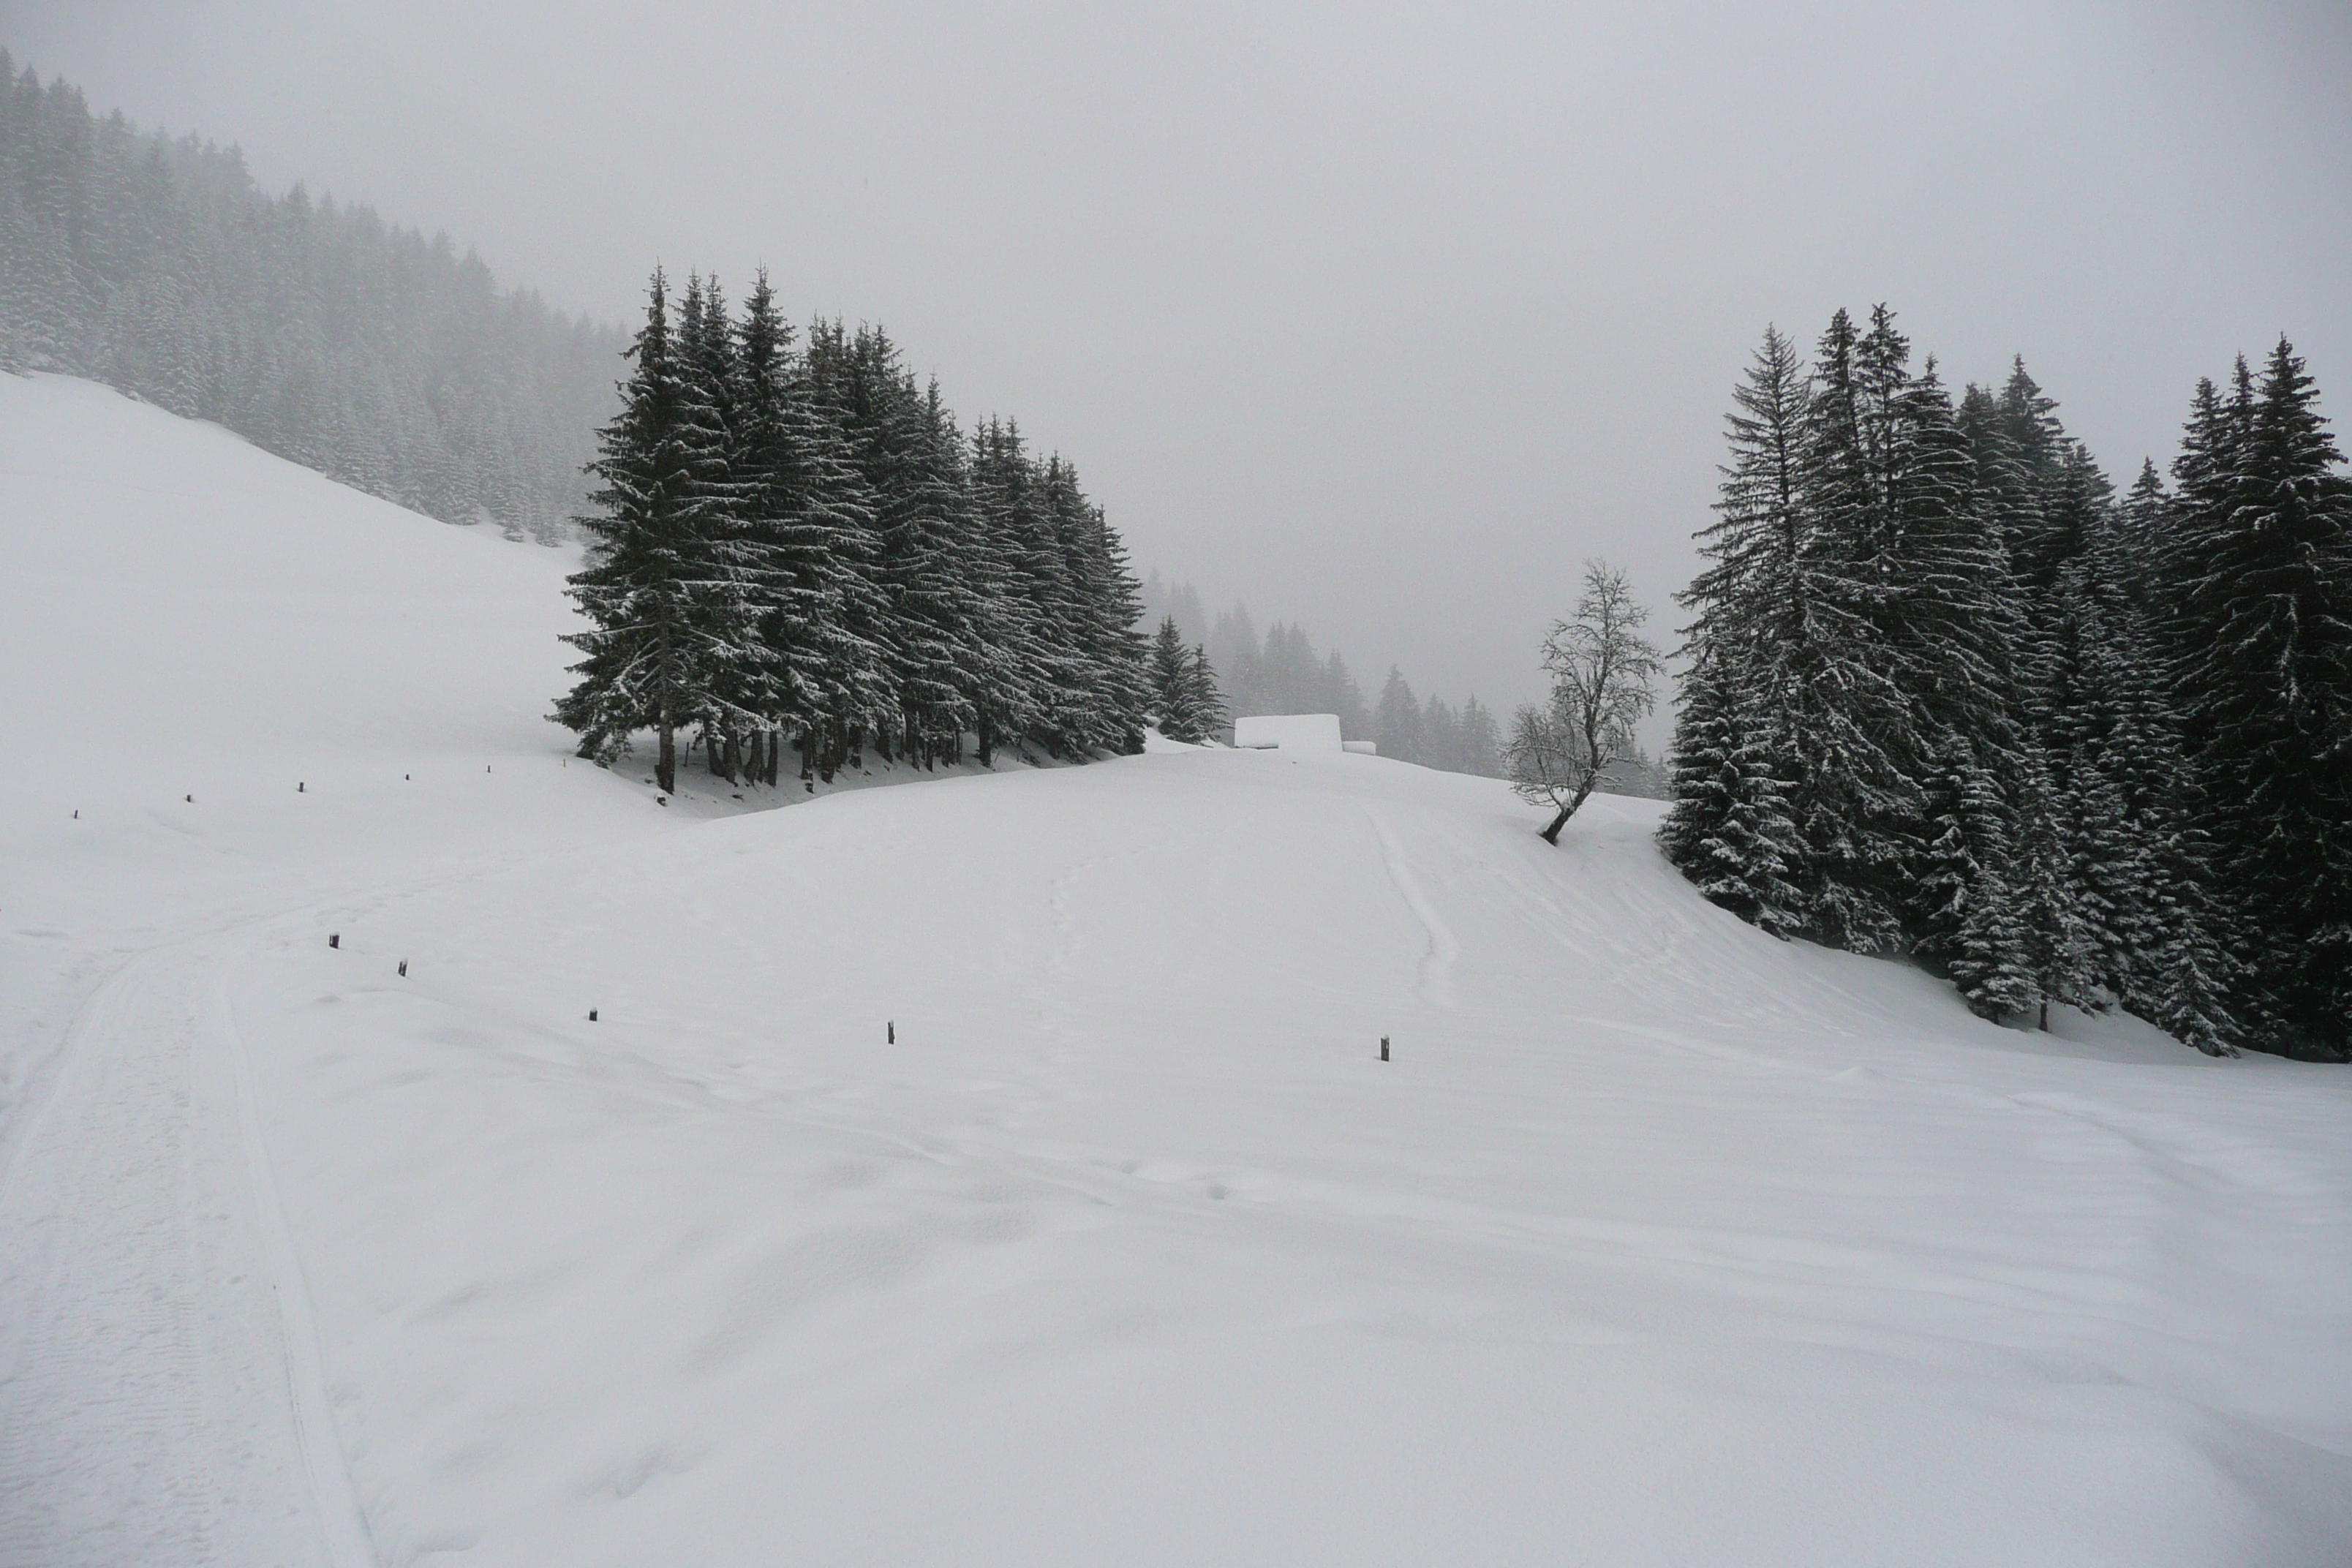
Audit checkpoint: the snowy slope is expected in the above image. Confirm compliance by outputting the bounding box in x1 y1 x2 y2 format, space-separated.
4 374 2351 1567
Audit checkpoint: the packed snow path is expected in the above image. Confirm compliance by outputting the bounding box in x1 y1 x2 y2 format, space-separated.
4 375 2351 1566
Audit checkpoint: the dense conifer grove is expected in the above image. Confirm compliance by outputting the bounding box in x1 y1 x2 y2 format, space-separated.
0 56 622 537
1662 307 2352 1059
555 269 1150 792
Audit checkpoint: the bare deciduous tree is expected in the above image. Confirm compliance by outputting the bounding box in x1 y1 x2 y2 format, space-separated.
1507 559 1663 844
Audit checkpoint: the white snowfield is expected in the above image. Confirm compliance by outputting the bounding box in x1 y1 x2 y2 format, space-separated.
3 374 2350 1568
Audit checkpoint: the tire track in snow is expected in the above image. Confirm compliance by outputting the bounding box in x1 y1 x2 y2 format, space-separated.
1364 807 1458 1008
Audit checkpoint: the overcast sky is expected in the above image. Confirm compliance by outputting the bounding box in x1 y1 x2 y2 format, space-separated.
8 1 2348 720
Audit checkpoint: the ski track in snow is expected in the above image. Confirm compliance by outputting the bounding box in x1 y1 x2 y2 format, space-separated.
0 939 307 1568
1363 804 1458 1008
215 945 380 1568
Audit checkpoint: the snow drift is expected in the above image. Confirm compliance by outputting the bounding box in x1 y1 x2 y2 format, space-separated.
4 374 2351 1568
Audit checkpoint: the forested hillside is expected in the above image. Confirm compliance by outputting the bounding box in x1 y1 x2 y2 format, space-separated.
0 53 623 538
1663 308 2352 1060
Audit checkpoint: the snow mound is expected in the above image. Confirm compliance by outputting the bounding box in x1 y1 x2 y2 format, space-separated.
4 373 2351 1568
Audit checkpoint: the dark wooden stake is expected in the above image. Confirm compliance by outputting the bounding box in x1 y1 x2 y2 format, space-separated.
397 960 407 977
328 934 339 949
1380 1036 1390 1062
588 1009 599 1022
887 1020 895 1044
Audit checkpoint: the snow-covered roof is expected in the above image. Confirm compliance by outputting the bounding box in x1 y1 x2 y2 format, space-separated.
1232 713 1344 751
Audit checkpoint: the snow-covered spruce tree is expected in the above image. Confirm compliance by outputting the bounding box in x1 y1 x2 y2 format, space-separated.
1666 324 1815 925
1208 606 1270 725
2008 753 2092 1030
2138 783 2241 1057
2160 339 2352 1055
1512 560 1662 844
1910 733 2029 1017
889 374 1026 768
795 320 903 779
1962 359 2069 593
963 418 1057 762
724 270 799 781
805 323 984 768
1779 310 1919 948
1458 696 1503 778
1256 624 1320 714
553 269 742 795
1041 456 1150 755
1881 354 2023 766
2043 500 2185 1017
1150 616 1202 741
1375 667 1425 765
1953 356 2203 1030
1322 649 1369 742
1413 697 1448 771
1949 861 2036 1023
1659 652 1803 935
1185 644 1227 739
733 309 888 784
2112 459 2173 598
674 273 764 783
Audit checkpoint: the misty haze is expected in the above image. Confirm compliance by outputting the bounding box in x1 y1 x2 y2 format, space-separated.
3 3 2348 1565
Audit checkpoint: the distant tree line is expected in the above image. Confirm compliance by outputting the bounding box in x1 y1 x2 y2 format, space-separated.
556 270 1149 793
1139 576 1632 783
0 54 622 539
1662 307 2351 1060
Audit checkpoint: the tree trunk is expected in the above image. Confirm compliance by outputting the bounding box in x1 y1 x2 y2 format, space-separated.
1539 774 1599 845
657 717 676 796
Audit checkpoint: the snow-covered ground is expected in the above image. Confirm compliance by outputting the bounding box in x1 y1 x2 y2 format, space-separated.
4 373 2351 1567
